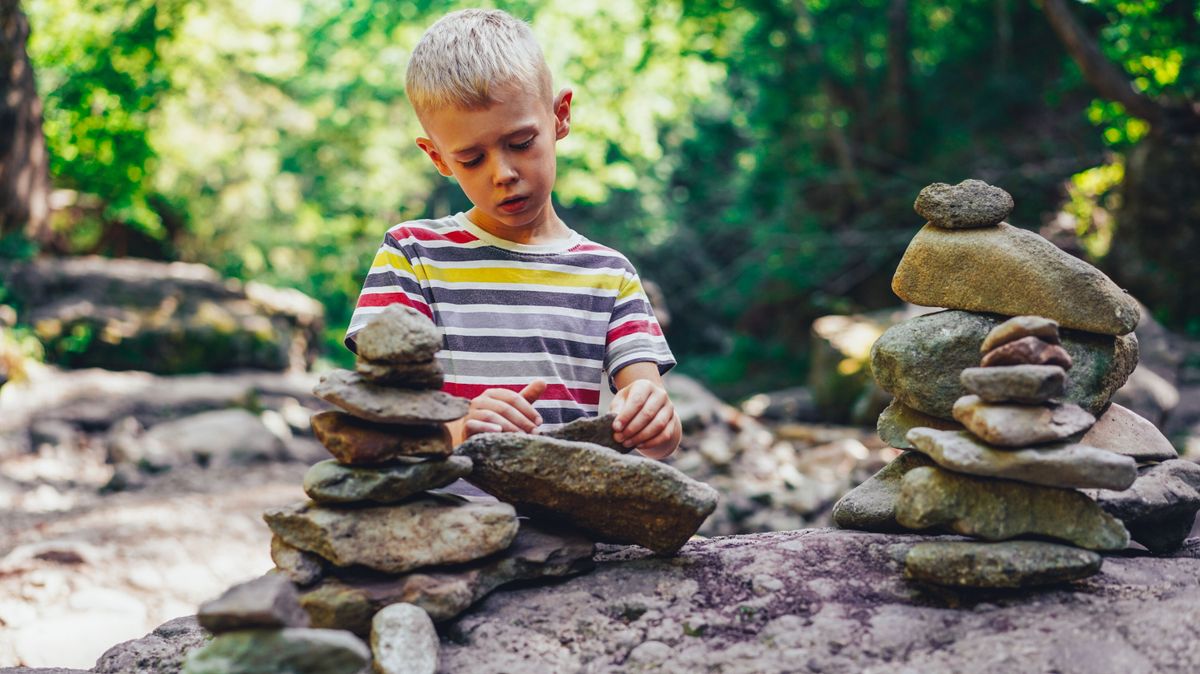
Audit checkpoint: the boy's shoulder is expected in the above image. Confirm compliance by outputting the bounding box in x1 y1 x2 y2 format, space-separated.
382 214 475 248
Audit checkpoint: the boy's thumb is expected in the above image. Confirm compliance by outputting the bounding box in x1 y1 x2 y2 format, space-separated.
521 378 547 402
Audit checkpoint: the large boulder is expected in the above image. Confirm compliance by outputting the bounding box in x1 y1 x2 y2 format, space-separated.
1 257 323 373
456 434 718 554
435 528 1200 673
870 310 1138 420
892 223 1140 335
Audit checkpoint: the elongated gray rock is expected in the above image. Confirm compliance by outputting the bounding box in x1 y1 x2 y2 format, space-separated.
870 310 1138 419
371 604 438 674
197 574 309 634
877 400 964 449
980 315 1061 352
1087 460 1200 554
456 434 718 554
300 521 595 635
960 365 1065 404
893 223 1140 335
913 180 1014 229
181 628 369 674
355 357 444 389
310 411 452 464
904 541 1101 588
302 457 472 504
896 467 1129 550
831 451 935 532
544 413 629 453
951 395 1095 446
906 428 1136 490
264 497 518 573
354 304 441 363
1078 402 1178 462
314 370 468 424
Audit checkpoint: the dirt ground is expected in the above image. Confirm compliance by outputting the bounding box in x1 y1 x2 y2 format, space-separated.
0 458 308 669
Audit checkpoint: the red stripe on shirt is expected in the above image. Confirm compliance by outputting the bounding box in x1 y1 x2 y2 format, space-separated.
607 319 663 344
389 225 479 245
442 382 601 406
355 293 433 319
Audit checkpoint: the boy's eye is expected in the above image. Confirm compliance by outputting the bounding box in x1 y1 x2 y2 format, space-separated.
512 137 535 150
461 155 484 168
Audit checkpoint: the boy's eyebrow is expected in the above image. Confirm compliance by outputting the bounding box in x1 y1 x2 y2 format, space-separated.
450 124 539 155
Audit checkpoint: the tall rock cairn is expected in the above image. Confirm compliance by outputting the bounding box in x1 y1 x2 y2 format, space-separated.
833 179 1200 589
262 304 596 640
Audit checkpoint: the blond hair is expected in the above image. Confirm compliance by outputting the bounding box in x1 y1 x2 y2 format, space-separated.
406 9 553 120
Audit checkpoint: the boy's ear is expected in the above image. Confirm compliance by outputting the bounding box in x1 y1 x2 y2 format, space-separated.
415 137 454 177
553 87 572 140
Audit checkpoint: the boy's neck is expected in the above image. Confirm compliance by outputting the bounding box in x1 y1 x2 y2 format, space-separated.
465 205 572 246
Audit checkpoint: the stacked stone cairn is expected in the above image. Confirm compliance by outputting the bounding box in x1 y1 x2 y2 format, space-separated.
186 304 720 672
833 179 1200 590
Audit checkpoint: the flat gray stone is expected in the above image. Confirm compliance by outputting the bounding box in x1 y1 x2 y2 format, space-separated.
904 541 1101 588
896 466 1130 551
264 497 518 574
302 457 472 504
832 451 935 532
1079 402 1179 462
980 316 1061 352
300 521 595 634
370 604 439 674
355 357 444 389
906 428 1136 490
544 413 629 453
198 574 310 634
271 535 325 586
1087 460 1200 555
893 223 1141 335
913 179 1014 229
960 365 1065 404
354 304 441 363
870 310 1138 420
314 370 468 424
877 399 964 449
456 434 718 555
180 628 369 674
952 395 1096 446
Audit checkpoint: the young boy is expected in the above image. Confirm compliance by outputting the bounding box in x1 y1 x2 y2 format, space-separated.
345 9 681 459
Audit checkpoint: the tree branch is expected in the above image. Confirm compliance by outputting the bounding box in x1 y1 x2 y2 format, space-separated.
1037 0 1165 126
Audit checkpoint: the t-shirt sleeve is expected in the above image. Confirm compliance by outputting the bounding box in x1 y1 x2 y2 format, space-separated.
604 268 676 386
344 230 433 353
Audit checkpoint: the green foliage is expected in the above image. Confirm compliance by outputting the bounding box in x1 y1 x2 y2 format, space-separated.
21 0 1197 395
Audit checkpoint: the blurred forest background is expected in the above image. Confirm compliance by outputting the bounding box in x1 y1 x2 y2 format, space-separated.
2 0 1198 399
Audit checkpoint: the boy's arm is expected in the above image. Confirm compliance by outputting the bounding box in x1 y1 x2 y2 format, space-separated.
610 362 681 460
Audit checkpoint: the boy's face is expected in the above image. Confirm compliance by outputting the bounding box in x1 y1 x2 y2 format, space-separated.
416 84 572 241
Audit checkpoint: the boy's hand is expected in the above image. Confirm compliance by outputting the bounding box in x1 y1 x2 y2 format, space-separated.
609 377 680 458
463 379 546 438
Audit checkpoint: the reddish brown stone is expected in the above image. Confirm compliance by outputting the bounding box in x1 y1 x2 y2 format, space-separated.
981 336 1073 369
311 410 452 464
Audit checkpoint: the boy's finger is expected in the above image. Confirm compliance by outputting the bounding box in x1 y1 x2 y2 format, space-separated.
626 405 674 447
618 399 662 446
520 379 547 403
475 402 536 433
495 387 543 427
614 383 652 430
465 419 505 436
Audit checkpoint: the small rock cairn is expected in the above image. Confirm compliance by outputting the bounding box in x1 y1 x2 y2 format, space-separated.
834 179 1200 590
184 303 720 672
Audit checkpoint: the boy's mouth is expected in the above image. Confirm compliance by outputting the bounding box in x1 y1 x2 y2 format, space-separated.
498 196 528 214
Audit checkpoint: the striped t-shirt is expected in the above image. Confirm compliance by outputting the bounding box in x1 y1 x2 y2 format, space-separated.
345 213 675 430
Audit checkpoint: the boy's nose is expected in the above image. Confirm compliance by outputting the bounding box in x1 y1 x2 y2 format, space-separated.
493 157 519 185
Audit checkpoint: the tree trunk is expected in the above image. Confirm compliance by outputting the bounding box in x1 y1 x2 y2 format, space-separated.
884 0 910 158
0 0 51 244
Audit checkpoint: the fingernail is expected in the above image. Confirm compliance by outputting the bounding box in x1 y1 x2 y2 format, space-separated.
613 421 624 431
